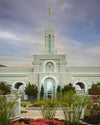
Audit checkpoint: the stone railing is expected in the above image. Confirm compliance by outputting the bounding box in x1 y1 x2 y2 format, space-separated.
76 89 85 95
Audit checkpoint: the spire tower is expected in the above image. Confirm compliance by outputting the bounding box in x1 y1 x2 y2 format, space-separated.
42 8 57 55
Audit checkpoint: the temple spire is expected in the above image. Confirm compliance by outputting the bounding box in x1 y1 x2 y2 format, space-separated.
42 8 57 55
48 8 51 27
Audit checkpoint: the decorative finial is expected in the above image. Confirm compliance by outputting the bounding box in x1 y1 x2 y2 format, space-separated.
48 8 51 27
49 8 50 14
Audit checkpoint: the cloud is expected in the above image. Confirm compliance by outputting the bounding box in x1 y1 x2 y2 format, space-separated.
60 3 72 11
55 32 100 66
0 31 20 40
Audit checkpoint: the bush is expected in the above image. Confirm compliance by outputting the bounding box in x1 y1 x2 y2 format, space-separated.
0 82 11 95
32 100 44 107
89 82 100 95
62 83 76 94
21 111 28 113
21 102 32 107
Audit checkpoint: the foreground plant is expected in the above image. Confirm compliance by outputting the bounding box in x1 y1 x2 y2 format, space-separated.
41 99 60 119
33 99 60 119
61 91 93 125
0 95 19 125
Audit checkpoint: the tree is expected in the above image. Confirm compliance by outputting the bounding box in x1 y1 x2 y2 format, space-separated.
40 85 44 99
57 85 61 93
56 85 62 101
0 82 11 95
88 82 100 95
62 83 75 94
24 83 38 100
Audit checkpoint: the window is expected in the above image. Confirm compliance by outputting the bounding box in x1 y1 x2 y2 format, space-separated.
46 62 54 72
49 35 51 54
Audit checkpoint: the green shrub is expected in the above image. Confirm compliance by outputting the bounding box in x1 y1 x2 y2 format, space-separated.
21 110 28 113
0 82 11 95
32 100 44 107
21 102 32 107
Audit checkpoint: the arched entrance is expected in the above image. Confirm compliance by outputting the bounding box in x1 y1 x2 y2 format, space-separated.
14 82 24 89
43 78 56 100
75 82 85 94
14 82 25 100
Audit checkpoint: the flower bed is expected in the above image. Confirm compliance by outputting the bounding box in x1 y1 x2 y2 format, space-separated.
83 115 100 125
9 118 65 125
9 118 88 125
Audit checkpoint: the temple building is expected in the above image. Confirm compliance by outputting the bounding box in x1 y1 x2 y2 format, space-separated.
0 9 100 100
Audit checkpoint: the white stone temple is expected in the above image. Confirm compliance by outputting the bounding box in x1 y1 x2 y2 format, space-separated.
0 9 100 100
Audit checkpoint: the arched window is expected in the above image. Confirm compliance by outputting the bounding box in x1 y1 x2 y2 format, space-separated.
48 35 51 54
75 82 86 94
76 82 85 89
46 62 54 72
14 82 24 93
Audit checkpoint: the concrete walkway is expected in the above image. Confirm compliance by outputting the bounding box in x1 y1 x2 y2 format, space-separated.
21 107 64 119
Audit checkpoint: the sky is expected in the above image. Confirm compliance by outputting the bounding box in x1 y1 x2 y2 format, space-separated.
0 0 100 67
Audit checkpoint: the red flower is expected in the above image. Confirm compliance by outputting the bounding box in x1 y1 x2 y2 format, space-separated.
9 118 65 125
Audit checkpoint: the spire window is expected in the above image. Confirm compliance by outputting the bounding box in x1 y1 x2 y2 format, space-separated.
49 35 51 54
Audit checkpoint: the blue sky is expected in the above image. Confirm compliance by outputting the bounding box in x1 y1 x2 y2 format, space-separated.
0 0 100 67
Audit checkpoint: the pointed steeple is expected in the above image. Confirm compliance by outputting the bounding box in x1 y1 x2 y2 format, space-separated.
42 8 57 55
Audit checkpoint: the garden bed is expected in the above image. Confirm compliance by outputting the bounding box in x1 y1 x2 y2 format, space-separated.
10 118 88 125
83 115 100 125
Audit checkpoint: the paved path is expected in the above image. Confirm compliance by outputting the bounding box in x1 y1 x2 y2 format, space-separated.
21 107 64 119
